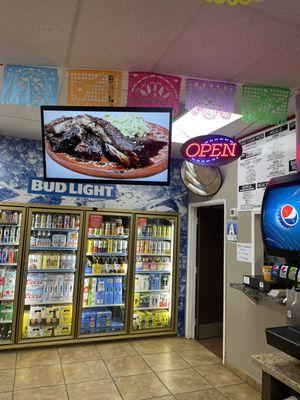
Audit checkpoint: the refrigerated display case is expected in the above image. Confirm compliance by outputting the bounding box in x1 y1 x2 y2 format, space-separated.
131 214 178 333
18 207 84 342
0 205 26 344
78 211 133 338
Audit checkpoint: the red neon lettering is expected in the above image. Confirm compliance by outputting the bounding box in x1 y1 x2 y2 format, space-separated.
186 143 200 158
221 143 237 157
210 144 222 157
199 144 212 157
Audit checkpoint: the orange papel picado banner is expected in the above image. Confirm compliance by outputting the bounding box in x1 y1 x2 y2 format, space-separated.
67 69 122 106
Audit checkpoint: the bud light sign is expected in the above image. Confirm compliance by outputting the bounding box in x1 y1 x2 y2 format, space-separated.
181 134 242 167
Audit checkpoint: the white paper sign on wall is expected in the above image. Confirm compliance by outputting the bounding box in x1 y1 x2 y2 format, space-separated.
237 242 252 263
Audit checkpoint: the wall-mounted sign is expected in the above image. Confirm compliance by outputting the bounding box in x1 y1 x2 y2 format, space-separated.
226 220 237 242
181 134 242 167
237 242 252 263
28 177 117 199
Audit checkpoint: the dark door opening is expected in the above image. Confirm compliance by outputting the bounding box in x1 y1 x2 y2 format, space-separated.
195 205 224 358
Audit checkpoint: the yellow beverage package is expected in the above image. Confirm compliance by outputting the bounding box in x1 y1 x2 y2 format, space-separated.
134 293 140 308
56 324 72 336
59 305 73 324
42 253 60 269
22 311 30 338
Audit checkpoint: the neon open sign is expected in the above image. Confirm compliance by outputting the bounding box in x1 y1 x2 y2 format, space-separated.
181 134 242 167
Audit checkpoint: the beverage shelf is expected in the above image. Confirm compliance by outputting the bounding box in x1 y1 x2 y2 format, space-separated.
134 306 170 310
135 270 171 274
25 301 73 306
0 321 12 324
0 298 14 301
137 236 172 241
30 247 77 251
0 223 19 227
88 235 129 240
31 228 79 232
85 273 126 277
86 252 127 257
27 269 76 273
136 254 171 257
83 304 125 308
135 290 170 293
0 243 19 246
0 263 17 267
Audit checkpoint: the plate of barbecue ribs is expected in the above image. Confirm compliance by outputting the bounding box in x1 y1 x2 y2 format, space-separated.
44 114 170 179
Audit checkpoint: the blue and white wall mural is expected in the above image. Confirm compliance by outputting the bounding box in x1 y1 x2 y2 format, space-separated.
0 135 188 335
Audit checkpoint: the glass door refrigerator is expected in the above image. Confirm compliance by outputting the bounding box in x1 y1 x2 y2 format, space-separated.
18 207 84 343
0 205 26 345
77 211 133 338
131 214 178 334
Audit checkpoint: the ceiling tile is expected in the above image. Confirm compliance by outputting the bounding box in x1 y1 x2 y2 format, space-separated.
246 0 300 29
233 34 300 88
155 4 299 81
68 0 202 69
0 0 78 66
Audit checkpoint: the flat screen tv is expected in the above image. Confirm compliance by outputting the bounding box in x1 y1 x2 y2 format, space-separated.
41 106 172 185
261 173 300 259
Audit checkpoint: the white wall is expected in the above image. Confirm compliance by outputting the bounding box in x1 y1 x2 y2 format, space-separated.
189 162 286 382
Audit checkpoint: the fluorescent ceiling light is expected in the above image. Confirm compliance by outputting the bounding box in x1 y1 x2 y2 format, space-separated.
172 108 241 143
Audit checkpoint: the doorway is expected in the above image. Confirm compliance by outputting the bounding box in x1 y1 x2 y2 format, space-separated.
195 204 224 358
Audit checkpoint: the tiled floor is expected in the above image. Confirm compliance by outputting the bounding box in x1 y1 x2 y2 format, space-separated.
0 338 260 399
197 336 223 358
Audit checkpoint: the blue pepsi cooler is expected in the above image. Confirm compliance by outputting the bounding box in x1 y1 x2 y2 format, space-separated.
271 264 281 282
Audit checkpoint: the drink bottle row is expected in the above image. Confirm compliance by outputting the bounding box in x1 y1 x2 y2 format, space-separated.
0 226 20 245
88 218 129 236
87 239 128 254
137 222 172 238
30 231 79 248
85 256 128 275
0 210 20 225
31 213 80 230
136 240 171 255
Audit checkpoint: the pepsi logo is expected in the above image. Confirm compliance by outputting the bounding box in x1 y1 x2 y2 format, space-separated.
279 204 298 227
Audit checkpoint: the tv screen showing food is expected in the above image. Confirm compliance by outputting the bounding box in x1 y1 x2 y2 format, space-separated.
41 106 172 185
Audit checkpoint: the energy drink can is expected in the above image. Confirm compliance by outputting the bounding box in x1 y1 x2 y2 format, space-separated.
52 215 58 228
166 226 172 238
75 215 81 228
70 215 76 229
34 213 41 228
117 240 122 253
105 223 111 236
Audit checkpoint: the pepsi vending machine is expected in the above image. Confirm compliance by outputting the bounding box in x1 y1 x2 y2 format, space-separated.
262 173 300 360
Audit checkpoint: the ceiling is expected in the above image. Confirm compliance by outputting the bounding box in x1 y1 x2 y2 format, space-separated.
0 0 299 157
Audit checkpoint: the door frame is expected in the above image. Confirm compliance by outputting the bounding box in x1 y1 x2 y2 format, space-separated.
185 199 227 363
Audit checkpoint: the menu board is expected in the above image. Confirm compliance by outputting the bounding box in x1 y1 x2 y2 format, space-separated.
238 120 296 211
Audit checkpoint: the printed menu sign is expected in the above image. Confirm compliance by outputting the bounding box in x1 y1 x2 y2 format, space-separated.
238 120 296 211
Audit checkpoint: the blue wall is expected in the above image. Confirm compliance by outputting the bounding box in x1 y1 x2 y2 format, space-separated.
0 135 187 335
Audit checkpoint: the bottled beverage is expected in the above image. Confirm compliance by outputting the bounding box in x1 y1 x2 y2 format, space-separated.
8 248 14 264
15 227 20 244
70 215 76 229
64 214 71 229
75 215 81 228
14 248 19 264
46 214 52 228
34 214 41 228
3 228 9 244
0 227 3 244
122 240 127 252
2 248 8 263
13 212 19 224
40 214 47 228
9 227 15 244
102 240 108 253
57 215 64 229
52 215 58 228
113 240 118 253
105 222 111 236
111 222 117 236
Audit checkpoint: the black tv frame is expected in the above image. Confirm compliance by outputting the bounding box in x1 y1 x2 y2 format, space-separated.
41 105 173 186
261 173 300 259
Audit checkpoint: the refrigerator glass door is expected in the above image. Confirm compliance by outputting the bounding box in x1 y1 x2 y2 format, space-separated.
19 208 83 341
78 212 132 337
132 215 177 332
0 206 25 344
